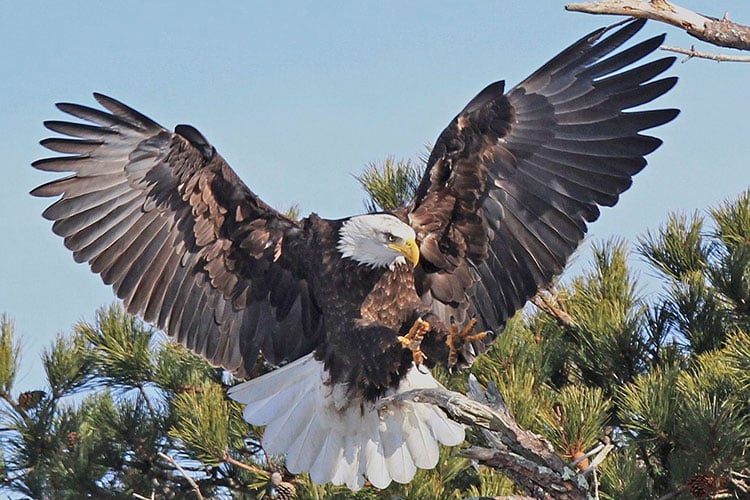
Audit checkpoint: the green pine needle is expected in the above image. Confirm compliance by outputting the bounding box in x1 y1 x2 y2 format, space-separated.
598 447 652 500
43 331 94 397
538 385 611 460
668 272 730 353
169 381 232 465
0 314 20 394
354 156 423 212
637 212 708 281
564 240 649 390
617 366 681 444
78 304 155 388
154 341 223 394
724 330 750 392
710 189 750 251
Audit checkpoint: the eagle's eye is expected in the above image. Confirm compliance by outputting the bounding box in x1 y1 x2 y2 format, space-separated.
386 233 398 243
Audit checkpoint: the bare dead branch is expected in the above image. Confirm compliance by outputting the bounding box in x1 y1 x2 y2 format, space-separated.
158 452 204 500
378 376 589 499
661 45 750 62
565 1 750 51
730 469 750 493
571 441 605 470
582 443 615 476
531 291 576 328
222 451 269 476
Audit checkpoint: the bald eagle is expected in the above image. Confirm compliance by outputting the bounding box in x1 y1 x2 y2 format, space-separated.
32 19 678 490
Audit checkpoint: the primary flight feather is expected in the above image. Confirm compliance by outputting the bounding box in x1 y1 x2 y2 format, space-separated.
32 18 678 490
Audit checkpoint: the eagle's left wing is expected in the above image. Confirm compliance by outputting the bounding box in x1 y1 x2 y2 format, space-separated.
407 19 679 339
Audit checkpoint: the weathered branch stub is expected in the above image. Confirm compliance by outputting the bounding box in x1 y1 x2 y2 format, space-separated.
378 376 589 499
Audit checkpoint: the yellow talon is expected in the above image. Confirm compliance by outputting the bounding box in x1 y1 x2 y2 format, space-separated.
447 318 487 367
399 318 430 365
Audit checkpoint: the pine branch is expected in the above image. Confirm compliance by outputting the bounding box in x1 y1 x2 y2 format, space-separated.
378 375 588 499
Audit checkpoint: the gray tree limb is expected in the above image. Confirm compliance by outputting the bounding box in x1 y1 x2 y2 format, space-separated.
378 376 589 500
566 0 750 59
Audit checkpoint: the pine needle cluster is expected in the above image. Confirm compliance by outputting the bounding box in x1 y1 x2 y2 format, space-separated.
354 156 424 212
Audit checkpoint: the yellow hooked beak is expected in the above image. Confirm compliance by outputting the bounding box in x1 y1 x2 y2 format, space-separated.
389 237 420 268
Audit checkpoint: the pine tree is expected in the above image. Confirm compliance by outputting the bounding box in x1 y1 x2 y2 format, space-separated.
2 155 748 498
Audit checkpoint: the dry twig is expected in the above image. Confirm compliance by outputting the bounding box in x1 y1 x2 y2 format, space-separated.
222 451 269 476
661 45 750 62
531 291 576 328
158 452 204 500
582 443 615 476
730 470 750 493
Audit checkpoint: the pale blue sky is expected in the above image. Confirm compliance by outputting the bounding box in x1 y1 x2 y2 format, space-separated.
2 1 749 392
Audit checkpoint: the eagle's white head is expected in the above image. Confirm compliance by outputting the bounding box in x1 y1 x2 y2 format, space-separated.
337 214 419 270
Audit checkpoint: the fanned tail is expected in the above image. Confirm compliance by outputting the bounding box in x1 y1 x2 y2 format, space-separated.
227 354 464 490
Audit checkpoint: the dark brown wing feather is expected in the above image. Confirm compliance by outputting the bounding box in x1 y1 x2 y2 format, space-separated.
32 94 322 376
408 19 679 334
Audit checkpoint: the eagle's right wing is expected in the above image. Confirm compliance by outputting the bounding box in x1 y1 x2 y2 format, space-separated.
32 94 323 376
408 19 679 336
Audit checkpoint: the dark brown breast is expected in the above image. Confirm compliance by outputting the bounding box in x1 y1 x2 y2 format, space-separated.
360 263 421 330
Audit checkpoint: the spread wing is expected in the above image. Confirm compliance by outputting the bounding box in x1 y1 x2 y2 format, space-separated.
32 94 323 377
408 19 679 332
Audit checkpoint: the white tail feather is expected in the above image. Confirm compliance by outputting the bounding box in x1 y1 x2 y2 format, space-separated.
228 353 464 490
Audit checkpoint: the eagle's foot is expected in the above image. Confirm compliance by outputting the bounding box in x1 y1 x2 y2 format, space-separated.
398 318 430 365
447 318 488 367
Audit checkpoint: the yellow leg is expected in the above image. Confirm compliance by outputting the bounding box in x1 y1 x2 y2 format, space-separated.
398 318 430 365
447 318 488 366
